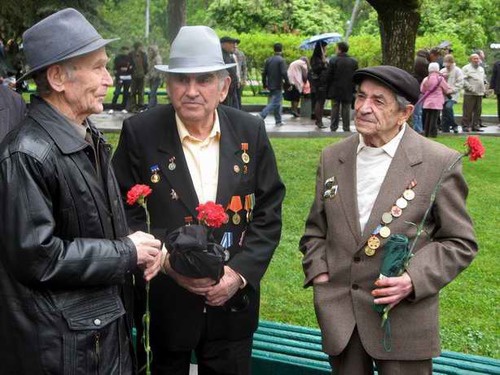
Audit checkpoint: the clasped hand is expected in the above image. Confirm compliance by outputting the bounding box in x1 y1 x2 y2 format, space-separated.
164 256 242 306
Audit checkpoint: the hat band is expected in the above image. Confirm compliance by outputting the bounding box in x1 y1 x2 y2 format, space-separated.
168 56 226 70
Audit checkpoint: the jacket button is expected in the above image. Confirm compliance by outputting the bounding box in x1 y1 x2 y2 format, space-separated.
352 284 359 290
353 256 361 263
94 318 102 326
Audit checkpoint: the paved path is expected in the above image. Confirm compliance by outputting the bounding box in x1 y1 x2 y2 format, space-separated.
91 110 500 137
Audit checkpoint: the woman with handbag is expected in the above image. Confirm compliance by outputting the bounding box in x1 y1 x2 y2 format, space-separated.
420 62 452 138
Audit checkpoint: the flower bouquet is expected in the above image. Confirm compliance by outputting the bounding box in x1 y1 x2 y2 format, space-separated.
166 201 228 282
374 136 485 351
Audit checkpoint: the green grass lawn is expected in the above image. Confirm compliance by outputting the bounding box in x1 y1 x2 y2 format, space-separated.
104 132 499 358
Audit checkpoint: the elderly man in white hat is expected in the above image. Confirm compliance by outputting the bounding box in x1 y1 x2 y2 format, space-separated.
113 26 285 374
0 8 163 374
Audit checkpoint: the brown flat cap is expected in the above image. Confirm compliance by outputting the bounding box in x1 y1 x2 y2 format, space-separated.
353 65 420 105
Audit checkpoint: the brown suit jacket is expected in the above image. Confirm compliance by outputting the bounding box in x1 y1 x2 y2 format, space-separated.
300 126 477 360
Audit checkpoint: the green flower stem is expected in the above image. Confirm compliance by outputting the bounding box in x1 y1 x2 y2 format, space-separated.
406 154 464 267
141 201 152 375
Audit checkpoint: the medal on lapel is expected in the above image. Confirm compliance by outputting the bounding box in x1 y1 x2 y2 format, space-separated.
228 196 243 225
168 156 176 171
221 232 233 262
150 164 161 183
241 143 250 164
170 188 179 200
323 176 338 199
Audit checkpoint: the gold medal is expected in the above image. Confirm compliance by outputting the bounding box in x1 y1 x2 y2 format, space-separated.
364 246 376 256
241 143 250 164
396 197 408 209
232 213 241 225
151 172 160 183
403 189 415 201
367 235 380 250
379 226 391 238
391 205 402 218
381 212 393 224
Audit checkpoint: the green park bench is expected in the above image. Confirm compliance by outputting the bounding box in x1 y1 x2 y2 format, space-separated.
252 320 500 375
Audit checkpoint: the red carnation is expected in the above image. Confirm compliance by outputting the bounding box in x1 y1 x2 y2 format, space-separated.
127 184 152 206
465 136 485 162
196 201 228 228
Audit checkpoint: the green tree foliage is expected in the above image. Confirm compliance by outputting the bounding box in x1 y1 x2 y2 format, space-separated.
206 0 345 35
0 0 102 41
419 0 499 53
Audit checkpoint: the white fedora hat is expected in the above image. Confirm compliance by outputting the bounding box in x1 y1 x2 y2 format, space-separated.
155 26 236 74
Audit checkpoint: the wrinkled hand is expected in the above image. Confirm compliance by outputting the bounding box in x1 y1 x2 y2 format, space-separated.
128 231 161 276
205 266 243 306
162 253 215 295
372 272 413 310
313 273 329 285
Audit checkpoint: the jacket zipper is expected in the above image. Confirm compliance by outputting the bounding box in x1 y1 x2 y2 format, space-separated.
94 332 100 375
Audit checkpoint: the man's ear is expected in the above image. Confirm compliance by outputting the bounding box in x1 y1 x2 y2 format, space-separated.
219 75 231 103
46 64 69 93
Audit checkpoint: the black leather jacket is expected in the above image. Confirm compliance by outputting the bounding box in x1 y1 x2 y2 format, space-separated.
0 96 137 374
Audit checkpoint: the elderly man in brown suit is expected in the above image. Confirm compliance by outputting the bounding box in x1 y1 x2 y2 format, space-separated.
300 66 478 375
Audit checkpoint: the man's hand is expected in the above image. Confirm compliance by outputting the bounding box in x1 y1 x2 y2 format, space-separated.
312 273 329 285
143 251 162 281
372 272 413 309
128 231 161 273
205 266 243 306
162 253 215 295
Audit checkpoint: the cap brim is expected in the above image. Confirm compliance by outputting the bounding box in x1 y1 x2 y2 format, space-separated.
19 37 119 81
155 63 237 74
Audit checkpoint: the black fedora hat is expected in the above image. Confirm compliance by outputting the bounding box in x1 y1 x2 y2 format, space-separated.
20 8 118 81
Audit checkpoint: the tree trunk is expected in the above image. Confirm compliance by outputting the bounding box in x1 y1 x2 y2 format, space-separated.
366 0 421 72
167 0 186 44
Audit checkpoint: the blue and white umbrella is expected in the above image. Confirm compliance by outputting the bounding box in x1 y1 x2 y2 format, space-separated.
299 32 343 50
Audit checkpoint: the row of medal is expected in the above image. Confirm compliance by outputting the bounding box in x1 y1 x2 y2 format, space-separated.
364 179 417 257
150 143 251 184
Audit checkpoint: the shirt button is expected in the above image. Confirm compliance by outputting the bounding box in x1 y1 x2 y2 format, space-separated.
94 318 102 326
352 284 359 290
353 256 361 263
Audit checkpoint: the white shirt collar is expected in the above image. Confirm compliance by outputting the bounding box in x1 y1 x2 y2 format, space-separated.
357 123 406 158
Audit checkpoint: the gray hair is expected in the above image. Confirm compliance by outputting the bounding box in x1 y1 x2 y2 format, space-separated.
33 61 77 97
395 93 411 111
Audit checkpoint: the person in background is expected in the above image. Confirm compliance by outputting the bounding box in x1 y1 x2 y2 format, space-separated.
462 53 486 132
440 54 463 133
127 41 148 113
259 42 290 126
310 41 329 129
300 65 477 375
220 36 240 109
287 56 308 117
326 41 358 132
0 84 25 142
412 49 430 134
110 45 132 112
234 41 248 109
421 62 452 138
147 44 163 108
0 8 162 374
112 25 285 375
490 59 500 126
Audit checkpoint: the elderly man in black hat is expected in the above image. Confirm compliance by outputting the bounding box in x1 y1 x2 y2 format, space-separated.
112 25 285 375
300 66 477 374
220 35 240 109
0 8 163 374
